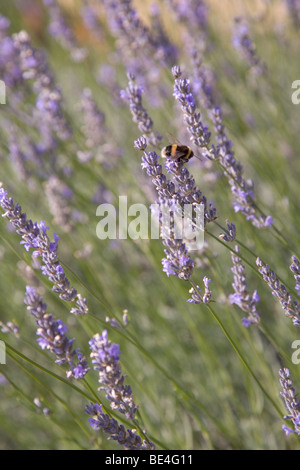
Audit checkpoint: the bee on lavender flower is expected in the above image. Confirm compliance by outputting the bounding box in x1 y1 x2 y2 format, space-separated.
161 134 202 163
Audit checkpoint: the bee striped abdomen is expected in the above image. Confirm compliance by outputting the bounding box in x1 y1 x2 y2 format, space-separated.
184 146 193 161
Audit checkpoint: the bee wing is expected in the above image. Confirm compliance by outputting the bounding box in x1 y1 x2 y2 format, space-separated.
166 132 182 146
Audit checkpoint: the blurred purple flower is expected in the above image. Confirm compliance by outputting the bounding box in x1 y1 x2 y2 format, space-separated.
0 18 23 87
232 17 266 75
13 30 72 146
42 0 87 62
285 0 300 28
210 106 273 229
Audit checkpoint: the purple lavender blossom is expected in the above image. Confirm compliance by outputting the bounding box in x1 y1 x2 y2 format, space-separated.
162 239 195 281
13 30 72 147
218 220 236 242
85 403 155 450
42 0 87 62
5 121 44 181
102 0 176 107
77 88 106 162
0 17 23 88
290 256 300 295
167 0 208 30
0 321 19 336
279 368 300 436
0 186 88 316
188 276 212 304
8 131 29 181
172 65 215 158
81 3 103 40
210 106 273 229
77 87 123 167
166 0 210 113
0 14 10 37
135 133 215 283
257 257 300 326
121 73 162 146
135 141 196 281
44 176 75 232
285 0 300 28
149 4 178 67
24 286 89 379
89 330 138 420
102 0 155 50
164 158 216 224
102 0 176 68
136 138 176 200
232 17 266 75
229 246 260 326
192 57 216 111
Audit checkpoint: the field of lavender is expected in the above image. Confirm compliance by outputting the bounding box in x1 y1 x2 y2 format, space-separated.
1 0 300 451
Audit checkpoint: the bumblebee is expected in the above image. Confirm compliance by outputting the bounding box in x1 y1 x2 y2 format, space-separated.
161 134 202 163
161 144 194 163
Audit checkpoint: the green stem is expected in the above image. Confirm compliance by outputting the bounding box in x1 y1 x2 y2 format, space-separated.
205 303 282 417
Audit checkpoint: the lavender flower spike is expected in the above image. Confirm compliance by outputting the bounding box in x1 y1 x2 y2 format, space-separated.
232 17 266 75
210 106 273 229
13 30 72 144
257 257 300 326
0 186 88 316
285 0 300 28
89 330 138 420
279 368 300 436
172 65 217 160
219 220 236 242
229 246 260 327
162 238 195 281
164 158 217 224
137 146 196 281
0 15 23 88
42 0 87 62
137 144 177 201
290 256 300 295
101 0 175 69
121 73 162 146
85 403 155 450
188 276 212 304
24 286 89 379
